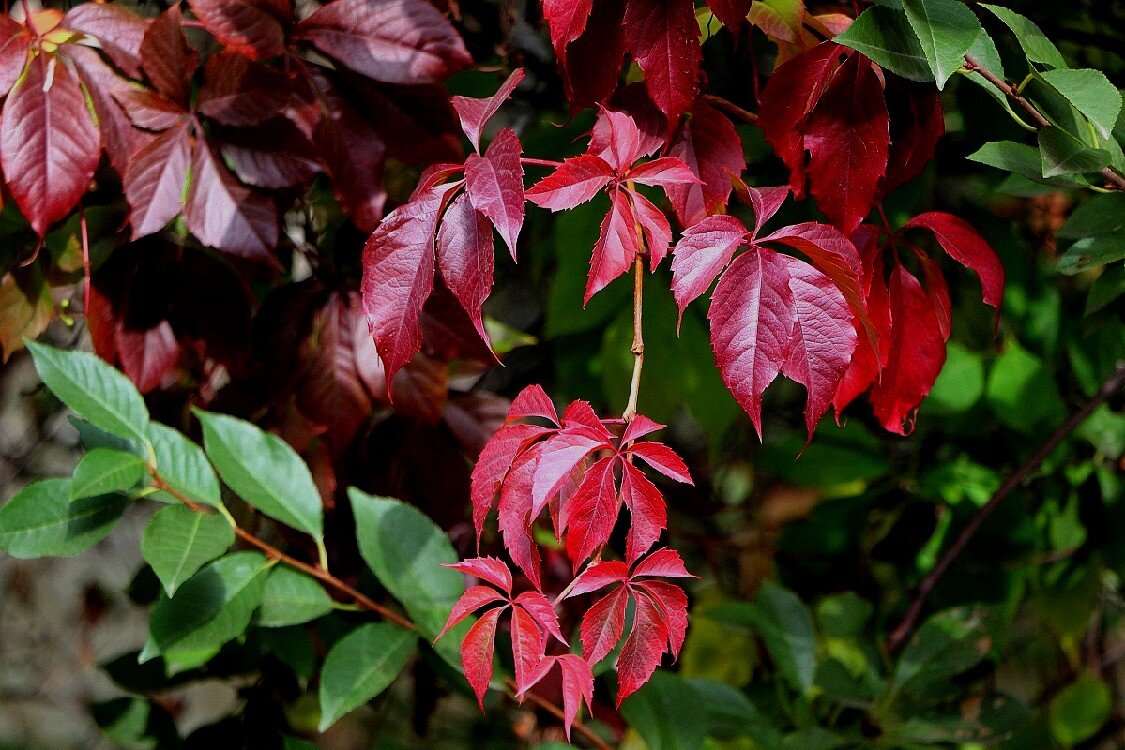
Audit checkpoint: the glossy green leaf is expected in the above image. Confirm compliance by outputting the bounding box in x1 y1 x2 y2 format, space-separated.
986 343 1065 431
1038 127 1110 178
0 478 129 558
968 141 1088 187
1057 236 1125 275
318 622 416 731
1039 68 1123 140
26 341 149 445
835 6 932 82
256 566 335 627
91 696 178 750
71 448 146 500
141 505 234 596
902 0 981 89
1049 673 1111 744
964 30 1022 120
891 607 990 703
147 422 222 508
1058 193 1125 239
196 410 323 539
980 4 1066 68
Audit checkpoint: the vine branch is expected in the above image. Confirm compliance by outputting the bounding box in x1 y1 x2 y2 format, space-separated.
963 54 1125 192
888 362 1125 653
622 255 645 422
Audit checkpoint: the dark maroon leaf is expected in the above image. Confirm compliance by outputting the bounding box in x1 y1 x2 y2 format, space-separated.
187 0 289 60
140 6 199 107
621 0 701 125
124 119 192 238
436 193 494 349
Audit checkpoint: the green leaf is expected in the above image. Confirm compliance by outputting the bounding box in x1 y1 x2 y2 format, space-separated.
148 551 272 656
256 566 335 627
196 410 323 540
1058 194 1125 239
141 505 234 596
816 592 873 638
1057 236 1125 275
902 0 981 89
891 607 991 704
620 672 707 750
925 342 983 413
318 622 416 731
92 697 179 750
964 30 1024 122
835 6 932 82
348 489 463 640
0 478 129 558
1049 673 1111 744
71 448 146 500
26 341 149 445
1086 264 1125 315
685 679 776 744
920 455 1000 507
147 422 222 508
1038 68 1123 140
1038 127 1110 177
968 141 1088 187
980 4 1066 69
986 342 1065 432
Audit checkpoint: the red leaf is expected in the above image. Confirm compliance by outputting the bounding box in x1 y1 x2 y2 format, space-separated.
564 456 621 567
634 580 688 657
186 0 288 60
778 255 857 440
708 0 750 35
803 54 889 234
525 156 615 211
508 384 560 425
497 447 545 588
140 6 199 107
184 141 280 264
869 264 946 435
832 232 891 417
554 0 626 110
630 190 673 269
361 185 452 386
632 547 692 578
586 188 641 303
616 587 668 704
514 591 568 645
452 68 525 153
219 123 320 189
903 212 1005 312
708 247 795 438
348 78 462 166
451 556 514 592
115 321 179 394
670 214 747 322
626 156 699 190
0 16 29 97
197 51 304 129
113 87 187 131
462 606 502 709
915 250 952 341
464 128 524 259
470 421 551 536
881 82 943 196
592 108 645 173
124 120 191 239
438 584 506 639
0 54 100 238
63 4 146 78
436 192 494 349
621 414 664 444
627 442 692 485
561 400 615 441
567 560 630 597
667 99 744 225
510 605 549 692
531 430 609 516
314 79 389 232
542 0 593 61
296 0 470 84
580 585 628 664
66 45 140 178
739 184 790 236
620 461 666 563
621 0 701 124
554 654 595 740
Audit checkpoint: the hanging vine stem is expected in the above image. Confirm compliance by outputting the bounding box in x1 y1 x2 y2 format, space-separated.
622 256 645 422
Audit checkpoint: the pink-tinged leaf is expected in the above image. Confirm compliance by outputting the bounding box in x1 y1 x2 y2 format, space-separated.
197 51 303 129
560 400 614 439
112 88 187 131
630 191 673 269
564 456 621 567
557 0 626 110
580 585 628 664
186 0 288 60
869 264 946 435
508 384 560 425
437 585 506 639
881 81 943 196
708 247 795 438
542 0 592 60
295 0 471 84
0 54 100 239
184 141 280 264
589 88 667 162
436 192 494 348
554 654 595 740
361 185 451 387
416 162 465 194
803 54 889 234
903 212 1005 312
452 68 525 153
510 605 549 692
314 76 388 231
615 587 669 704
566 560 630 597
621 0 701 124
620 461 666 563
63 3 147 78
632 547 692 578
525 156 615 211
66 45 140 178
462 606 502 709
531 430 608 516
740 185 791 237
124 119 191 239
914 250 951 341
219 125 321 189
627 156 699 190
498 447 545 588
634 580 688 657
115 321 178 394
140 6 199 106
626 442 692 485
470 421 551 535
621 414 664 444
586 188 641 303
778 256 857 440
464 128 524 259
667 99 744 225
514 591 568 645
758 42 847 194
708 0 750 35
449 557 513 592
670 214 747 322
351 78 462 166
0 17 29 97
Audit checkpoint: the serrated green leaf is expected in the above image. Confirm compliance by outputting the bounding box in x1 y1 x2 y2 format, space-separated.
891 608 991 705
835 6 932 82
1039 68 1122 140
71 449 146 500
1057 235 1125 275
980 4 1066 68
1038 127 1110 177
26 341 148 445
196 410 323 539
147 422 222 508
1058 193 1125 239
0 478 129 558
142 505 234 596
256 566 334 627
318 623 416 731
148 551 272 656
968 141 1088 187
902 0 981 89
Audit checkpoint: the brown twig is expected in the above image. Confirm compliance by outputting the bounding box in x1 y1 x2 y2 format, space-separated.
521 157 564 168
506 678 613 750
888 363 1125 653
963 54 1125 192
622 256 645 422
701 94 758 124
